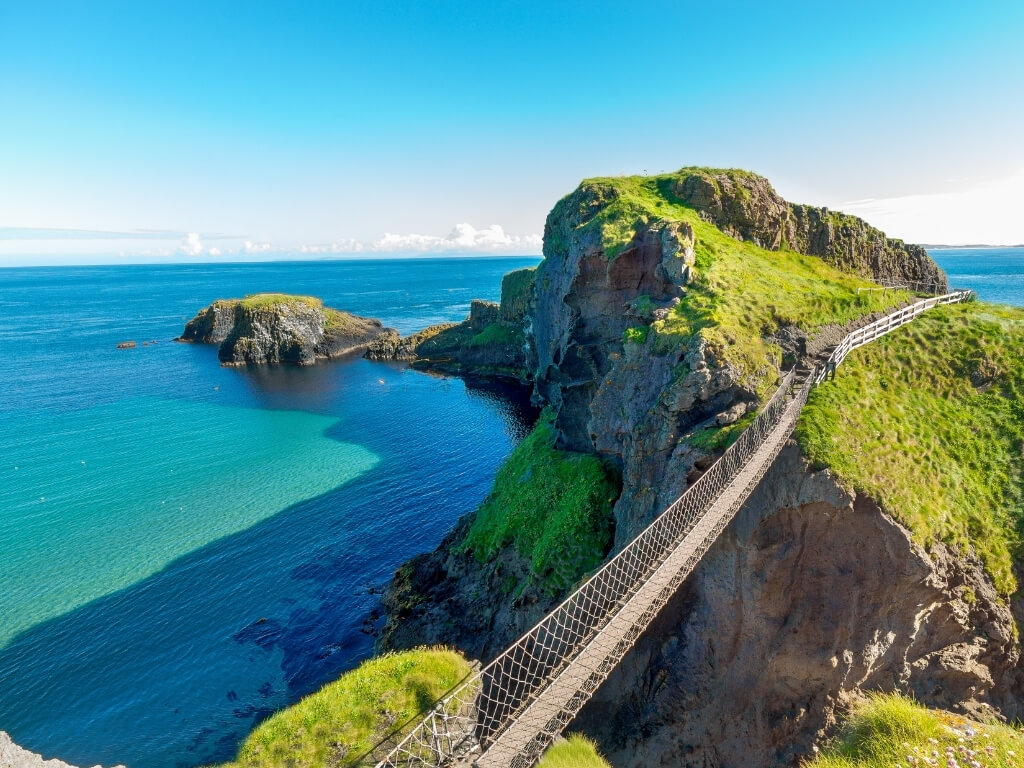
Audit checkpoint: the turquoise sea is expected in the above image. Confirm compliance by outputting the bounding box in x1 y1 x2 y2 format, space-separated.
0 248 1020 768
0 257 540 768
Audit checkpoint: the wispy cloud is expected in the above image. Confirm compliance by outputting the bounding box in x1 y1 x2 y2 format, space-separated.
297 223 542 255
0 227 241 242
838 168 1024 245
0 222 543 262
0 227 183 241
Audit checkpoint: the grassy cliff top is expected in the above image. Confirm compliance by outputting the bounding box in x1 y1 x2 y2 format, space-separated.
797 303 1024 594
220 648 471 768
548 171 914 397
212 294 366 331
234 293 324 311
804 693 1023 768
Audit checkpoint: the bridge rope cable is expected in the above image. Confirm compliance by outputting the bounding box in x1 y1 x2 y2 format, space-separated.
373 288 974 768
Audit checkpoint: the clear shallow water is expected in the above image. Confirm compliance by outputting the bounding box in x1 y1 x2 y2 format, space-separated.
928 247 1024 305
0 258 540 768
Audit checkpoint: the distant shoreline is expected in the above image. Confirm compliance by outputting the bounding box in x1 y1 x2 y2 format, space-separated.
922 244 1024 250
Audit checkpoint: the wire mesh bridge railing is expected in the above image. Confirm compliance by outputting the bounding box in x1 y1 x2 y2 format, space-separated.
374 286 974 768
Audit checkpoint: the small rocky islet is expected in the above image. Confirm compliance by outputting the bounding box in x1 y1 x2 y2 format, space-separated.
176 293 393 366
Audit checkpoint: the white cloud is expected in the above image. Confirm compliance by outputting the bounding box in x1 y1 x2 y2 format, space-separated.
180 232 204 256
243 240 273 253
370 223 542 253
837 168 1024 245
1 222 542 263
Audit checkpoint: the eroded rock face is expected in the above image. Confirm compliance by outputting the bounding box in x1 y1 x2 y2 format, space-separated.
536 198 752 543
571 443 1022 767
178 296 392 366
672 170 947 289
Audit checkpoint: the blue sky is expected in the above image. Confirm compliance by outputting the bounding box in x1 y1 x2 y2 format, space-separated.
1 0 1023 263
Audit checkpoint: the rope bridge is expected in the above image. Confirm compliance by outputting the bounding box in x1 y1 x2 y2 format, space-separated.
375 287 974 768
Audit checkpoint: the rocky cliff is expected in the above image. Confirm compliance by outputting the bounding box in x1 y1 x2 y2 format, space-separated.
178 294 392 366
380 168 1024 765
669 168 945 288
571 442 1022 766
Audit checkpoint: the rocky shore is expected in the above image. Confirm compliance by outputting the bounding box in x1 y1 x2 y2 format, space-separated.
366 267 536 383
0 732 123 768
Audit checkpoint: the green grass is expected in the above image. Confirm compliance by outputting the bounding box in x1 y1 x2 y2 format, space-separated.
460 410 620 594
237 293 324 311
796 303 1024 594
547 170 911 397
537 735 611 768
220 648 471 768
623 325 649 345
467 322 522 347
687 411 756 452
803 693 1023 768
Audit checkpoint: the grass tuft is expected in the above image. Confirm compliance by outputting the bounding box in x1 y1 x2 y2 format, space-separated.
803 693 1024 768
537 735 611 768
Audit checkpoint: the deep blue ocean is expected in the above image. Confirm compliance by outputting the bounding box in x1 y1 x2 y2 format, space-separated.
0 257 540 768
928 247 1024 304
0 248 1020 768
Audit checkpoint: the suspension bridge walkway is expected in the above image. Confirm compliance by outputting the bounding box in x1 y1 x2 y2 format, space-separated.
375 286 974 768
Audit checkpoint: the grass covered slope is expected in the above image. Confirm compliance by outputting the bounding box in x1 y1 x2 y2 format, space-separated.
537 735 611 768
460 411 619 594
546 170 914 397
797 303 1024 594
804 694 1023 768
221 649 471 768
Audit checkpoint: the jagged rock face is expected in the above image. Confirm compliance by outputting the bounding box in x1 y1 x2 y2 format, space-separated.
572 443 1023 767
673 170 947 289
222 303 329 365
180 300 236 344
179 297 392 365
536 190 752 542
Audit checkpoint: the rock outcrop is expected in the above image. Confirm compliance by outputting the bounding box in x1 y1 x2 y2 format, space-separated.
178 294 393 366
0 732 124 768
366 268 536 383
670 168 946 289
